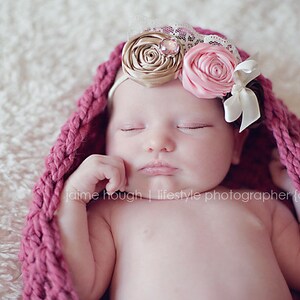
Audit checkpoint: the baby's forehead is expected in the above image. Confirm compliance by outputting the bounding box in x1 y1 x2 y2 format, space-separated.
110 78 224 117
112 68 190 99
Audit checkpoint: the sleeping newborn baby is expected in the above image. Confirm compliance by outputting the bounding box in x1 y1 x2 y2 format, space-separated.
56 25 300 300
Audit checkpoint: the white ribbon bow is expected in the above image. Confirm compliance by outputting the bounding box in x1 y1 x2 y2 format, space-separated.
223 57 261 132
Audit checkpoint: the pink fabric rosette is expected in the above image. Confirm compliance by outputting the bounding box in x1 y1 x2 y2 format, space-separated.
182 43 237 99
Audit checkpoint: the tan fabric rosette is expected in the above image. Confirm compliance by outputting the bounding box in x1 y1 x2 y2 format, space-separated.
122 31 184 87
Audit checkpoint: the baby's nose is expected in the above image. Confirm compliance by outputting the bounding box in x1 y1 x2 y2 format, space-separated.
143 129 175 153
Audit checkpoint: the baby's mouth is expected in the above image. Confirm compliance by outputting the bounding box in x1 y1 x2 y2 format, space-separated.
139 161 178 176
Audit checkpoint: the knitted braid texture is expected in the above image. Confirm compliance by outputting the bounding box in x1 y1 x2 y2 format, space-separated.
19 27 300 299
20 43 123 299
263 77 300 192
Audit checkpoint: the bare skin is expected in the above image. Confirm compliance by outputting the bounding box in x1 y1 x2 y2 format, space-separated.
57 155 300 300
56 78 300 299
88 188 295 300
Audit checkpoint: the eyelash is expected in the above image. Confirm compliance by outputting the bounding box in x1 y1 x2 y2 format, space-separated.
177 124 210 130
120 127 144 132
119 124 211 132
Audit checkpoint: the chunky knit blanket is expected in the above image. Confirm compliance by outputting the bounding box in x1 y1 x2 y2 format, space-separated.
19 27 300 299
1 0 300 299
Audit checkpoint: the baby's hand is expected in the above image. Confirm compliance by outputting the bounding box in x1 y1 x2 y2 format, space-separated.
269 149 295 193
62 154 127 204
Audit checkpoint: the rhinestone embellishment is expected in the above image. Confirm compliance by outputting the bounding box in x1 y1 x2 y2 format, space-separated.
159 38 180 57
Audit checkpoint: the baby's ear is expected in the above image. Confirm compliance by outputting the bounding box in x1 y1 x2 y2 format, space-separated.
231 129 249 165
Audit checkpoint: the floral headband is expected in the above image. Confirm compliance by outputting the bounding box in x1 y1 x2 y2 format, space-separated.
109 24 261 132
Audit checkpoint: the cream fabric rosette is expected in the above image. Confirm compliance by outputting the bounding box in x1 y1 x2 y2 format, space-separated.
122 31 184 87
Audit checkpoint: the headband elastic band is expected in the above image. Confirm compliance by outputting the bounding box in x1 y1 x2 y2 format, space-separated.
108 75 128 99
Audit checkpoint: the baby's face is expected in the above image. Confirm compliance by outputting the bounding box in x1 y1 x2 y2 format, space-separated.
106 77 241 199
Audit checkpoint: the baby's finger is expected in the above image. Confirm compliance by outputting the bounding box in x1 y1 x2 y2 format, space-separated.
96 165 119 194
69 154 127 194
97 156 127 190
106 156 127 192
116 160 127 192
99 162 126 194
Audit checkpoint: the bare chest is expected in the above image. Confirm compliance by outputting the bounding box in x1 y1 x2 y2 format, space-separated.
111 197 270 248
107 198 290 300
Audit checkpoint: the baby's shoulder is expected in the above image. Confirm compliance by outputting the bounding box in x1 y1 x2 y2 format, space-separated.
227 188 275 207
213 187 277 218
231 188 295 224
214 187 275 204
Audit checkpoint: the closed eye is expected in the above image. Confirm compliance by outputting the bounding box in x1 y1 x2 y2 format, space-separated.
177 124 211 130
120 127 144 132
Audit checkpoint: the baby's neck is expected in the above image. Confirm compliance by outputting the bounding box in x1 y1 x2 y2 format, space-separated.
119 186 227 202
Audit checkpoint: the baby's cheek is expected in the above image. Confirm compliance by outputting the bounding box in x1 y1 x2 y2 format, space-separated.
105 136 121 156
